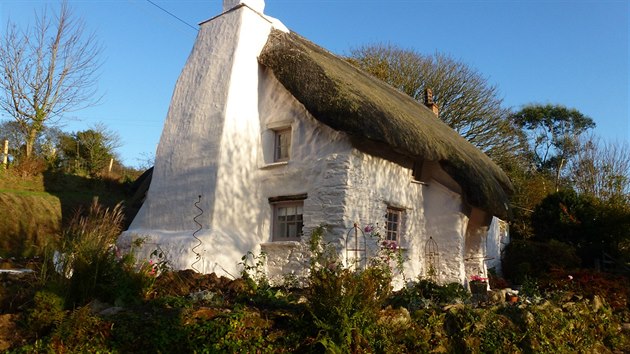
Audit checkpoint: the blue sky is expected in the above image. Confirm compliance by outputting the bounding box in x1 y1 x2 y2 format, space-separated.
1 0 628 167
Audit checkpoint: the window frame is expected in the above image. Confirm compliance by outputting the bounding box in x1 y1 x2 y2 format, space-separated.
273 128 291 162
270 195 306 242
385 207 403 244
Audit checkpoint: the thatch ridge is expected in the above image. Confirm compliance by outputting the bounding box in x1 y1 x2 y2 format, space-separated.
258 30 512 219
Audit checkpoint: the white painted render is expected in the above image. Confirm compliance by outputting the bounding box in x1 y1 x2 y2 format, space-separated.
122 0 509 287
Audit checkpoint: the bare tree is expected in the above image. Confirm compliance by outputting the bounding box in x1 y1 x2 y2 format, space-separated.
0 2 101 159
569 134 630 203
348 43 524 164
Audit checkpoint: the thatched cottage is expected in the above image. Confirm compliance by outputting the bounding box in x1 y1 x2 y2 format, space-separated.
122 0 512 287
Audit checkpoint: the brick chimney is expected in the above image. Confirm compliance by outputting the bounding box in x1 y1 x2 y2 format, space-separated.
424 88 439 117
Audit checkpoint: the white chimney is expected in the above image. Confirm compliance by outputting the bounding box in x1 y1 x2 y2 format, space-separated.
223 0 265 13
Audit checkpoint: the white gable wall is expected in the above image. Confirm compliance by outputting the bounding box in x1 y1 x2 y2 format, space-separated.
122 4 288 275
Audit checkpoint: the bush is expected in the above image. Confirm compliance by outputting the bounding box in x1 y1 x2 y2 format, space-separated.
532 190 630 266
502 239 581 284
305 227 392 352
25 290 66 337
389 279 469 311
48 306 111 353
45 200 151 307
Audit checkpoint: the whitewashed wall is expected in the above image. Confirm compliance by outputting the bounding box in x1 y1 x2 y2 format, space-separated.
121 3 289 276
486 217 510 275
121 0 508 286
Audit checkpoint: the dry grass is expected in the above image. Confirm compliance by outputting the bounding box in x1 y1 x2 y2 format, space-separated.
0 192 61 257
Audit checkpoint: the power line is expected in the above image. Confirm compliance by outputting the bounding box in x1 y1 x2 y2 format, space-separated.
145 0 198 32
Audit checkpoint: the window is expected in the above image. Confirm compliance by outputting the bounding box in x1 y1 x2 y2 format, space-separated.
270 196 305 241
385 207 403 242
274 128 291 162
412 161 423 182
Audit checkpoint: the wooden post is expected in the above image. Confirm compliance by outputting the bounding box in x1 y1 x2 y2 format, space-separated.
2 140 8 169
108 158 114 173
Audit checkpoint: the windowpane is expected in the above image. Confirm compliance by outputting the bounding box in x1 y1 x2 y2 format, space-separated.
385 208 402 242
273 200 304 241
274 128 291 162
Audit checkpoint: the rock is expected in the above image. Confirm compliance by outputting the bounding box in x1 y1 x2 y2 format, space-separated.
99 306 124 316
89 299 111 314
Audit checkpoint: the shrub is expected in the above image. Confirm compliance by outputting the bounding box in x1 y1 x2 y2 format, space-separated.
305 227 392 352
502 239 580 283
55 200 125 305
25 290 66 337
389 279 469 311
48 306 111 353
532 189 630 266
46 200 150 306
186 307 274 352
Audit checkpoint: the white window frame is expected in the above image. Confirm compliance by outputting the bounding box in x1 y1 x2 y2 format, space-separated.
271 200 304 241
273 128 291 162
385 207 403 243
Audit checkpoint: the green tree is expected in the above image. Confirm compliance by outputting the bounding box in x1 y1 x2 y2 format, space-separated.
510 104 595 191
348 43 524 164
0 3 101 159
0 120 63 165
60 123 120 177
531 190 630 267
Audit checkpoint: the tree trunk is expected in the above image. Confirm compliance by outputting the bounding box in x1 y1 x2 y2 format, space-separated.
555 157 565 192
24 128 38 159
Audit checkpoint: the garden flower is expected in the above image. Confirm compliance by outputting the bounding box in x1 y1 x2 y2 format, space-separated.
470 275 487 282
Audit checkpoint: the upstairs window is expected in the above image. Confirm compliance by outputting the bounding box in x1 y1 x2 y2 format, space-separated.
274 128 291 162
385 207 403 243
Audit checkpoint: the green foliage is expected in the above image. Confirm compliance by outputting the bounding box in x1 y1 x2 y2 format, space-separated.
305 228 393 352
520 300 626 352
239 251 270 291
25 290 66 337
187 307 275 353
52 200 124 305
48 306 111 353
389 279 470 311
531 189 630 266
511 103 595 178
502 239 581 283
108 306 189 353
58 124 120 177
444 305 522 352
42 200 152 307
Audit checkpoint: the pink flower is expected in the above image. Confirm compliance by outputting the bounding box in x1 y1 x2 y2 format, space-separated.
568 275 573 280
364 225 373 233
470 275 487 282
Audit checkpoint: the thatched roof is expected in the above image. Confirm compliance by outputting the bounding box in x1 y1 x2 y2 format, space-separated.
258 30 513 219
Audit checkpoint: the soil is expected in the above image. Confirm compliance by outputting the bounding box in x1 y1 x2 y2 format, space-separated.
151 269 246 299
